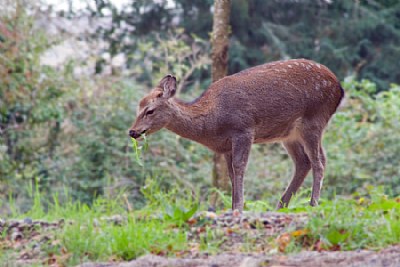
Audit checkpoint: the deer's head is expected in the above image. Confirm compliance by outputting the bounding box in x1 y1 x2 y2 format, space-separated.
129 75 177 139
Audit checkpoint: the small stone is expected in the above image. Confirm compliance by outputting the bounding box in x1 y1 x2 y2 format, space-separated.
232 209 241 217
11 231 23 241
23 217 33 224
205 211 217 220
207 206 216 212
224 210 233 216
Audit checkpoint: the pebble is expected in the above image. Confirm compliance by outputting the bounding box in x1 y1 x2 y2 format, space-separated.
23 218 33 224
11 231 23 241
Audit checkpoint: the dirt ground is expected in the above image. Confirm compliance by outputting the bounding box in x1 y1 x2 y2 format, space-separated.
78 245 400 267
2 212 400 267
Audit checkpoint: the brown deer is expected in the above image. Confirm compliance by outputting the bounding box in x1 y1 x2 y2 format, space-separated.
129 59 344 211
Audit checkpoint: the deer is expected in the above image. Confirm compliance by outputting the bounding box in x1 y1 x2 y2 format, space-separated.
129 59 344 212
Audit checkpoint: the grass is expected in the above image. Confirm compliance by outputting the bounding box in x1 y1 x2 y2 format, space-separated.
130 136 148 167
62 216 188 263
280 187 400 252
1 184 400 266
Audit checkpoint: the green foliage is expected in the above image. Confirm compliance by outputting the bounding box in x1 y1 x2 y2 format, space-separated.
285 187 400 251
130 136 148 167
323 79 400 197
2 0 400 214
3 183 400 265
0 1 74 207
90 0 400 91
141 177 200 224
2 181 194 265
163 203 198 225
63 217 187 263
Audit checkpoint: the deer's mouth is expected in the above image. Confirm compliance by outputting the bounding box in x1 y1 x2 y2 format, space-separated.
129 129 147 139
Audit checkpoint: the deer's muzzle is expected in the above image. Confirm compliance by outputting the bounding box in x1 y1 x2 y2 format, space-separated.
129 129 146 139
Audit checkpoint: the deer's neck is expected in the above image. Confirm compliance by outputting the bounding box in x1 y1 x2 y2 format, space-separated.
165 99 215 143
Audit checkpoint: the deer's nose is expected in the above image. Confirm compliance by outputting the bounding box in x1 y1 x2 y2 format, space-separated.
129 130 140 139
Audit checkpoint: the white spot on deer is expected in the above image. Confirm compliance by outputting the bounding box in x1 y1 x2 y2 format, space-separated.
317 74 321 80
288 64 293 68
300 63 305 67
294 62 299 66
303 79 307 85
316 63 321 69
274 69 280 72
279 62 284 65
322 80 328 87
281 68 287 73
315 82 321 91
309 62 314 66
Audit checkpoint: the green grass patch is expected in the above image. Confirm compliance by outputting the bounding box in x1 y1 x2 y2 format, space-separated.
281 187 400 252
62 216 188 264
2 183 400 265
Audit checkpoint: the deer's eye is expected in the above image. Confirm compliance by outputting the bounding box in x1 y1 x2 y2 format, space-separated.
145 109 154 116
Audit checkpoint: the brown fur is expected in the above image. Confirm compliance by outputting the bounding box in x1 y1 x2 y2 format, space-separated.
129 59 344 211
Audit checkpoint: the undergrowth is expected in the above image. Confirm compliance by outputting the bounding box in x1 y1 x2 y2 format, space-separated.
1 183 400 265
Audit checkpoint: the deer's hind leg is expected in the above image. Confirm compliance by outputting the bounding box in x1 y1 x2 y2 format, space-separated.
277 140 311 209
301 122 326 207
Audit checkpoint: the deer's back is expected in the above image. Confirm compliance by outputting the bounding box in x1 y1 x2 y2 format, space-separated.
200 59 343 142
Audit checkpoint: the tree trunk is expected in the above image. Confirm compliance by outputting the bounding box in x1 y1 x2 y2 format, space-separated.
210 0 231 205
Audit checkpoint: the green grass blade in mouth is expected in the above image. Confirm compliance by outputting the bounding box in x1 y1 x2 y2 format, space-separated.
131 137 143 166
130 134 148 166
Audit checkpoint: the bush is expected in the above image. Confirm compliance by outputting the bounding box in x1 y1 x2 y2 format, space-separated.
323 79 400 196
0 1 74 209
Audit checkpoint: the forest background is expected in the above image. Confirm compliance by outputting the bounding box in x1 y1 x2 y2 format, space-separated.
1 0 400 212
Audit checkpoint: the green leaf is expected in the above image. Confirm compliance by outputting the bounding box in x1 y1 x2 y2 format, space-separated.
326 229 350 245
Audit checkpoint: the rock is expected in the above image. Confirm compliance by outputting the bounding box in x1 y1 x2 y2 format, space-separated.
239 257 265 267
11 230 23 241
208 206 216 212
23 218 33 224
232 209 241 217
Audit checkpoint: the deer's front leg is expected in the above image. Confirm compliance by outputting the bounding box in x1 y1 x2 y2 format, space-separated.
231 133 253 212
224 152 235 210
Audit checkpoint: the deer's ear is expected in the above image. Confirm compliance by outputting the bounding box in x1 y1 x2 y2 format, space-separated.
158 74 176 98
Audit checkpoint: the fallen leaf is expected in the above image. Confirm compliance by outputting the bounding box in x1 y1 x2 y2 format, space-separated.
187 218 197 226
290 229 309 237
276 233 291 252
225 228 234 235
